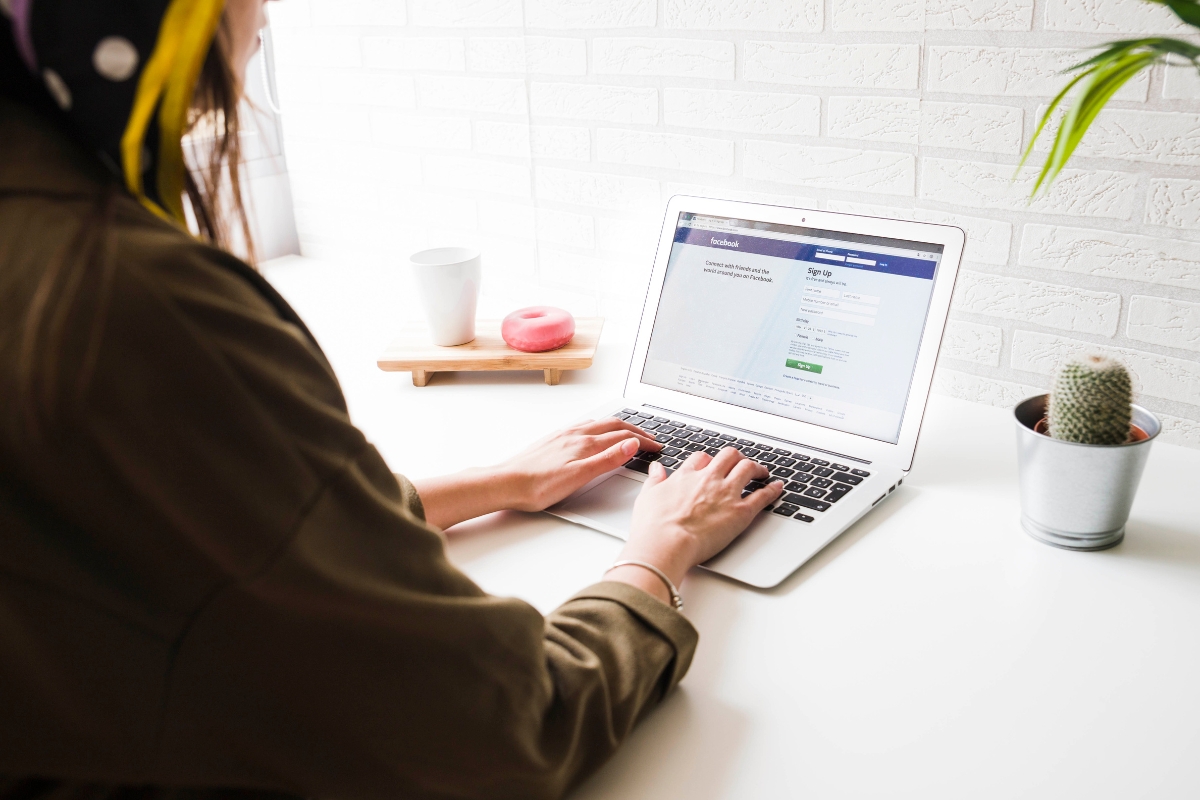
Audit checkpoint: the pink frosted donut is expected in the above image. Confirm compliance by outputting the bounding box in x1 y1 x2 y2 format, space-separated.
502 306 576 352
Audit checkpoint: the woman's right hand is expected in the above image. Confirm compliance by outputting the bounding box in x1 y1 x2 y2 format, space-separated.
606 448 784 601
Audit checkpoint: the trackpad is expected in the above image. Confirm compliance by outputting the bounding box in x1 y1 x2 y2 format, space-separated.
558 474 642 535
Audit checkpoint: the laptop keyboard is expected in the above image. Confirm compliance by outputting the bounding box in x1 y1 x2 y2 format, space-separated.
614 409 870 524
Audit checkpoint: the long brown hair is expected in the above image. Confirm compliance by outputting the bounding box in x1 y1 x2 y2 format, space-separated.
185 37 255 260
17 30 253 436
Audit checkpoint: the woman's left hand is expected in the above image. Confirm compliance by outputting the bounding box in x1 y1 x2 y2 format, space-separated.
500 417 661 511
411 418 661 530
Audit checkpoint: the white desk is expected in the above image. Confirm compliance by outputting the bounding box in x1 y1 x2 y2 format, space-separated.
265 256 1200 799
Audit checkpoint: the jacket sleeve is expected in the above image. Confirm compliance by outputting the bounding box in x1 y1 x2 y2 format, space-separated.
156 447 697 800
85 234 700 800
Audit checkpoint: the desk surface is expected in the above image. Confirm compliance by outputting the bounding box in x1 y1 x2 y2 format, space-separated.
265 256 1200 800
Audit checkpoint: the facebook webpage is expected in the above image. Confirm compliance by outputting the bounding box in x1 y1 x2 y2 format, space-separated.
641 213 944 443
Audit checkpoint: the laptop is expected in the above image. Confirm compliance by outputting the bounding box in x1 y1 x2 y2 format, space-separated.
548 196 965 588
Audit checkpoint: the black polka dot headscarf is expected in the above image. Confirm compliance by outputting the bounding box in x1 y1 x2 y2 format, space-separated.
2 0 225 225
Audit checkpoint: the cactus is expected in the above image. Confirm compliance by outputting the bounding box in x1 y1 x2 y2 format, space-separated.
1048 355 1133 445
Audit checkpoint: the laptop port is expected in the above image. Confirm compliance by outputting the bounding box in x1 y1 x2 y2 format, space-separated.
872 495 884 506
888 484 895 493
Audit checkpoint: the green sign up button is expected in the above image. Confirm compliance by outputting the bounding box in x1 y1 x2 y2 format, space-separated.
786 359 823 374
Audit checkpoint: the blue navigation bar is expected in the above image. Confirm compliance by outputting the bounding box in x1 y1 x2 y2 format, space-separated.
674 227 937 280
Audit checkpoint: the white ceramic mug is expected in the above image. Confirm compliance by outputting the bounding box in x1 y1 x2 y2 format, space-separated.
410 247 481 346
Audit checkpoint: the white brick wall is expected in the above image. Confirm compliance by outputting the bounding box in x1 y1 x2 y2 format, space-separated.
1146 178 1200 229
925 0 1033 30
1019 225 1200 291
530 83 657 124
598 129 734 175
665 0 822 32
941 320 1002 366
665 89 819 136
954 270 1121 336
827 97 919 144
593 38 735 80
525 0 655 29
1043 0 1187 34
1127 295 1200 352
1034 108 1200 166
273 0 1200 446
831 0 923 32
744 43 920 90
745 141 915 195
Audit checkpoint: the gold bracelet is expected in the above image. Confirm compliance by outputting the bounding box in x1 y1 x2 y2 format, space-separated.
606 560 684 610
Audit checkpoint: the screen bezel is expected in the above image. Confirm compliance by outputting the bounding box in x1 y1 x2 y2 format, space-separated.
623 195 965 471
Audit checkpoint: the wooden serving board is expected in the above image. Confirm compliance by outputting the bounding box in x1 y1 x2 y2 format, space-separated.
377 318 604 386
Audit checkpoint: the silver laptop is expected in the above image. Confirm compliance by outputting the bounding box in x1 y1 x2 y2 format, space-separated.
549 196 965 588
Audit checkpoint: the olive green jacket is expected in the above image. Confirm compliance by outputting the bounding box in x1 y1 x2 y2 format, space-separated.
0 99 697 800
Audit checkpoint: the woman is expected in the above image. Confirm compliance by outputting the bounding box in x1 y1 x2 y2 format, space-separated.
0 2 784 799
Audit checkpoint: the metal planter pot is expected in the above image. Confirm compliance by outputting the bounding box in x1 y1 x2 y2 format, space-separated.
1014 394 1160 551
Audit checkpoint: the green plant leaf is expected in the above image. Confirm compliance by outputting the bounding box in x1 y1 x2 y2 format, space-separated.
1021 34 1200 198
1147 0 1200 29
1029 51 1159 197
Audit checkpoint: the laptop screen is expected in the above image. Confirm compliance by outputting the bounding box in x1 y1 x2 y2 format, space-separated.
641 212 945 444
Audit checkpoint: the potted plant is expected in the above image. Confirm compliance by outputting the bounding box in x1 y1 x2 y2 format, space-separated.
1015 356 1160 550
1009 0 1189 548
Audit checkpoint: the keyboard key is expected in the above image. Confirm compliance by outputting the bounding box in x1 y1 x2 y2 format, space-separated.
811 478 833 488
771 466 795 478
655 433 674 444
773 448 792 456
851 469 871 477
754 443 774 451
652 416 669 423
794 496 830 512
662 447 682 457
758 453 778 463
744 449 762 458
773 504 799 517
686 432 706 442
813 467 834 477
826 484 852 503
702 429 719 436
684 425 702 432
796 463 815 473
803 487 827 499
705 447 721 456
684 443 705 452
718 433 736 442
624 459 650 474
745 480 766 492
660 456 680 468
639 421 660 430
781 492 807 505
831 472 862 485
614 412 630 420
794 512 815 522
831 463 849 471
795 454 811 461
736 439 754 446
785 481 808 492
791 473 812 484
811 459 830 467
640 451 662 461
621 408 639 415
776 457 797 468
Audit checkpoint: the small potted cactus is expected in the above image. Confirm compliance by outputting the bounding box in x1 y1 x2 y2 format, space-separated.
1014 355 1161 551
